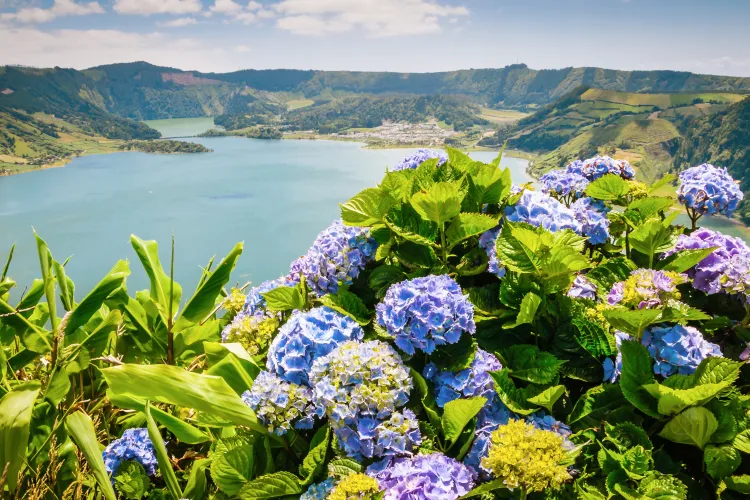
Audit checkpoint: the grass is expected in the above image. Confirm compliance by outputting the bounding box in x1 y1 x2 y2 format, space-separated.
286 99 315 111
582 88 746 110
479 107 530 124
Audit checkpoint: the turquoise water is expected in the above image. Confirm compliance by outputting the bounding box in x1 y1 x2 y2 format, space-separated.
0 124 532 294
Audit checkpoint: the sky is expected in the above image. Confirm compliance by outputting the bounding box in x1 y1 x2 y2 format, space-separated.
0 0 749 76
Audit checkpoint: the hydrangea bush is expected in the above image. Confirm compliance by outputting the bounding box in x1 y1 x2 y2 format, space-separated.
4 150 750 499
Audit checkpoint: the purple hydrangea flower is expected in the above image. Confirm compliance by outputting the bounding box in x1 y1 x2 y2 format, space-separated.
376 275 475 355
568 275 598 300
266 306 363 385
292 220 377 296
505 190 583 234
663 228 750 300
367 453 476 500
642 325 722 377
478 226 505 278
540 169 590 202
423 349 502 407
607 269 685 310
242 371 316 435
677 164 743 217
333 409 422 460
392 149 448 171
301 478 335 500
571 197 611 245
566 155 636 181
102 428 159 480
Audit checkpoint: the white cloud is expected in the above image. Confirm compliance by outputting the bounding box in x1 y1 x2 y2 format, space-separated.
1 0 104 24
113 0 202 15
210 0 243 14
235 44 252 53
209 0 264 24
158 16 198 27
271 0 469 36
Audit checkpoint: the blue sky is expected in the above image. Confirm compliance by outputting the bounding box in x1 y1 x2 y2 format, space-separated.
1 0 749 76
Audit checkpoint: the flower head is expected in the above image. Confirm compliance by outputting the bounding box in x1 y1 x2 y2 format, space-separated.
571 197 611 245
566 155 635 181
526 412 572 439
642 325 722 377
221 312 279 355
478 226 505 278
328 473 382 500
301 478 335 500
367 453 476 500
568 275 598 300
482 420 572 493
310 340 412 428
102 428 159 479
333 409 422 460
376 275 475 355
292 220 377 296
423 349 502 407
505 190 582 234
241 371 316 435
267 307 364 385
392 149 448 171
607 269 686 310
677 163 743 217
540 169 589 202
222 287 246 316
603 331 631 383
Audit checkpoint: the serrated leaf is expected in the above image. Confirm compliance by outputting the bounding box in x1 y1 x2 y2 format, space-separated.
340 187 396 226
526 385 565 412
320 289 371 325
327 458 363 479
572 317 616 357
619 341 660 418
503 292 541 329
495 222 544 274
725 475 750 494
262 285 306 312
603 308 662 338
659 407 718 449
657 247 717 273
114 461 150 500
630 220 674 259
733 429 750 454
628 197 674 218
586 174 630 201
622 446 653 478
460 478 512 498
431 333 476 371
569 384 626 425
299 426 330 485
446 213 499 249
442 396 487 444
238 472 303 499
637 472 687 500
704 444 741 480
489 369 539 415
409 368 442 430
410 181 464 225
585 257 637 295
501 344 565 385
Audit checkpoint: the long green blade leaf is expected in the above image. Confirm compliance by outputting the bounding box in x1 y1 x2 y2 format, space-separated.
0 381 40 491
65 411 117 500
145 402 183 500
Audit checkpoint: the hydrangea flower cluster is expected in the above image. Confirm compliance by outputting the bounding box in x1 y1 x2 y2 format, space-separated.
329 473 382 500
664 228 750 301
482 420 572 494
310 340 412 429
568 275 598 300
677 163 743 217
241 370 316 435
478 226 505 278
539 169 589 202
376 275 475 355
221 312 279 355
642 325 722 377
527 412 573 439
505 190 582 234
291 220 377 296
602 331 631 383
102 428 159 479
392 148 448 171
222 287 247 316
367 453 476 500
566 155 636 181
333 409 422 460
267 307 363 385
301 478 335 500
607 269 686 310
423 349 502 407
571 197 611 244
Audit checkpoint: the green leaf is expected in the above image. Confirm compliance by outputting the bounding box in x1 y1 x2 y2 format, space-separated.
34 230 60 336
299 426 330 485
501 344 565 385
503 292 541 329
659 303 711 324
629 219 674 259
67 262 130 338
733 429 750 454
602 308 662 338
393 241 436 268
526 385 565 412
114 460 150 500
585 257 637 295
430 333 476 371
445 213 498 249
65 309 121 374
657 247 717 273
569 384 626 425
442 396 487 445
145 402 183 500
340 187 397 226
261 285 305 312
572 317 616 357
410 181 464 225
637 472 687 500
327 458 363 479
131 235 182 321
238 472 303 499
65 411 117 500
44 367 70 406
659 407 718 449
628 197 674 219
100 364 267 434
622 445 653 478
460 478 512 498
495 222 544 274
725 475 750 494
410 368 442 430
619 341 660 418
489 369 538 415
52 259 75 311
368 265 406 298
586 174 630 200
386 204 439 247
174 242 243 331
704 444 741 480
320 289 371 325
183 458 211 500
211 441 254 495
0 381 41 492
647 174 676 194
467 164 512 207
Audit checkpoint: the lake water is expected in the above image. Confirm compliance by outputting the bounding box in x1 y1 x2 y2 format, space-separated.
0 118 533 294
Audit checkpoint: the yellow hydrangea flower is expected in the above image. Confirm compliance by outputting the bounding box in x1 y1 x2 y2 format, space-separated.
626 180 649 200
223 314 279 356
482 419 572 496
223 287 246 315
328 473 381 500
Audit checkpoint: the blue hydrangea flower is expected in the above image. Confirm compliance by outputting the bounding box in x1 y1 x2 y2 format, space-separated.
505 190 583 234
301 478 335 500
310 340 412 428
463 397 514 478
102 428 159 480
571 197 611 245
392 149 448 171
423 349 502 407
603 331 631 383
642 325 722 377
540 169 589 203
376 275 475 355
367 453 476 500
267 306 364 385
566 155 636 181
292 220 377 296
663 228 750 300
677 163 743 217
527 412 572 439
333 409 422 460
242 371 316 435
568 275 598 300
478 226 505 278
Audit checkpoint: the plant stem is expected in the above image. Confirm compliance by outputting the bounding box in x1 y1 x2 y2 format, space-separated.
519 488 528 500
440 224 448 266
625 228 631 259
167 234 175 365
